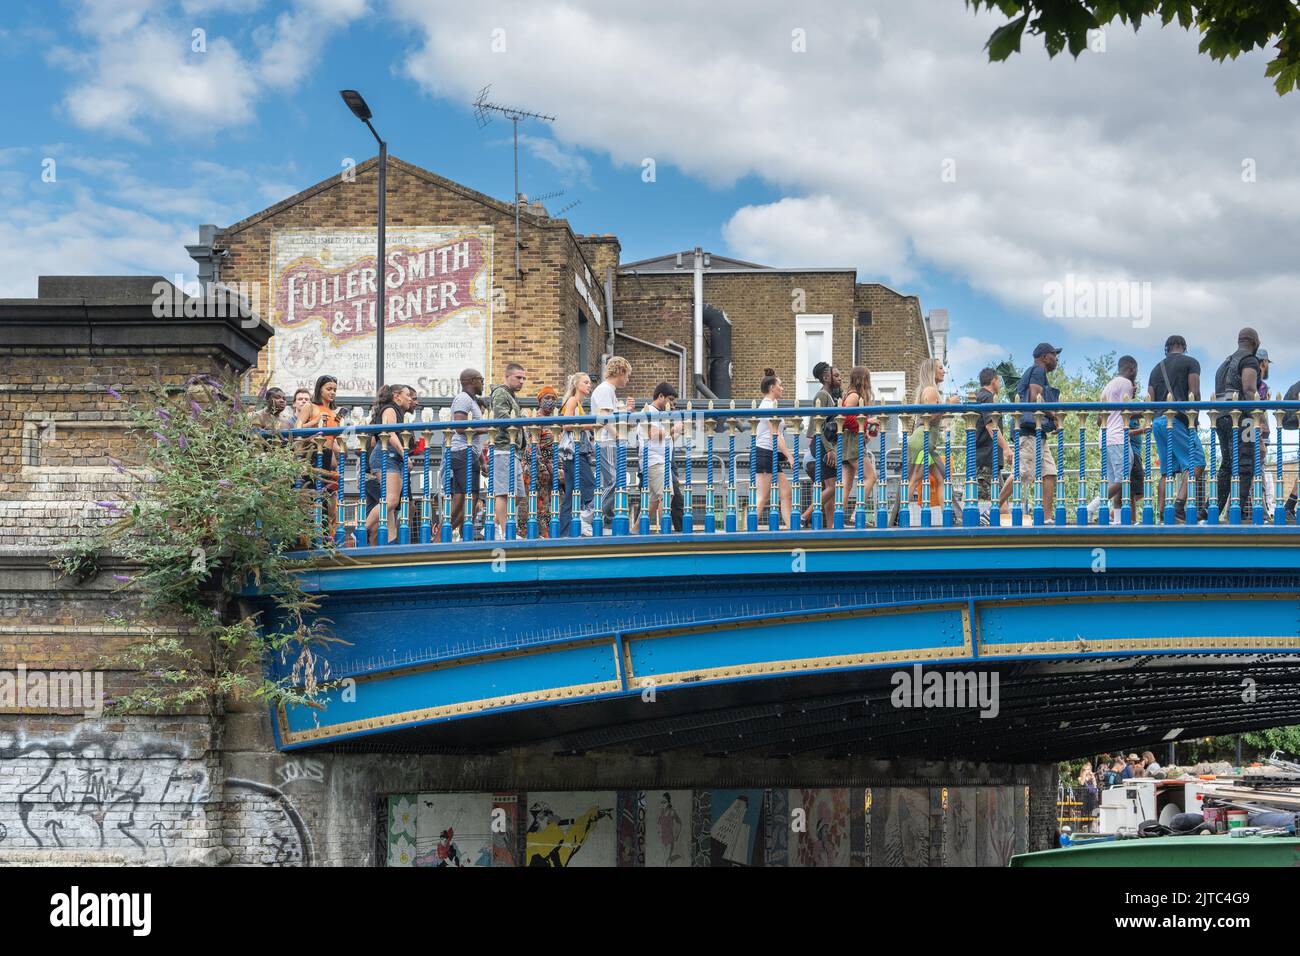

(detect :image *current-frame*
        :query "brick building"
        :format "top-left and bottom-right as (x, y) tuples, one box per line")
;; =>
(191, 156), (947, 405)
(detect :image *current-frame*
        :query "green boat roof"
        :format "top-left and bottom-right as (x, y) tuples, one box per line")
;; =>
(1010, 835), (1300, 868)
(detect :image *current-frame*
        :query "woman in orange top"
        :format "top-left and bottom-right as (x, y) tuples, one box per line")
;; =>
(297, 374), (341, 533)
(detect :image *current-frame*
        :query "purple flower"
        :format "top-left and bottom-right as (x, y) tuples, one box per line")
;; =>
(113, 574), (132, 582)
(153, 431), (169, 445)
(157, 408), (171, 421)
(94, 500), (121, 512)
(177, 434), (188, 449)
(217, 479), (231, 488)
(106, 387), (121, 400)
(189, 399), (202, 419)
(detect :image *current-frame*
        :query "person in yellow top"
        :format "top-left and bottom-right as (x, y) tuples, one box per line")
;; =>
(525, 801), (612, 867)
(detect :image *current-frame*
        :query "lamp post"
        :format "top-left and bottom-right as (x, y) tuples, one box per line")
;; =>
(340, 89), (386, 390)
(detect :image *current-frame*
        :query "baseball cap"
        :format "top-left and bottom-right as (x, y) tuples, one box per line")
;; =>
(1032, 343), (1063, 358)
(1257, 348), (1269, 361)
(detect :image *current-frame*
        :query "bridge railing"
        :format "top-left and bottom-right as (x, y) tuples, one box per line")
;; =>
(275, 398), (1300, 547)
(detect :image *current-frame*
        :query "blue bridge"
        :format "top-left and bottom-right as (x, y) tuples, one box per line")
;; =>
(262, 399), (1300, 761)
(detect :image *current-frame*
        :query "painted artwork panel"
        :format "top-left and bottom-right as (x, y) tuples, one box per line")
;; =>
(387, 793), (417, 867)
(790, 788), (851, 867)
(869, 787), (930, 867)
(944, 787), (977, 867)
(708, 789), (763, 867)
(524, 791), (618, 868)
(642, 790), (692, 868)
(268, 226), (493, 397)
(414, 792), (496, 867)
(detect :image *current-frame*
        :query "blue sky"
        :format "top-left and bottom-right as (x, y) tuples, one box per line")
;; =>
(3, 1), (1298, 390)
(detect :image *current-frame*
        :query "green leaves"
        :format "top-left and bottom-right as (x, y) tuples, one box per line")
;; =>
(974, 0), (1300, 93)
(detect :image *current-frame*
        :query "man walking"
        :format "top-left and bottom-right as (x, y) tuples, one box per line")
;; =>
(591, 356), (634, 529)
(1015, 343), (1062, 520)
(447, 368), (487, 538)
(640, 382), (680, 530)
(1213, 328), (1266, 516)
(974, 367), (1013, 522)
(1147, 335), (1206, 522)
(1101, 357), (1139, 512)
(490, 363), (527, 535)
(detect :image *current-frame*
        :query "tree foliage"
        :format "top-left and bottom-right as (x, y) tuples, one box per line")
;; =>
(967, 0), (1300, 95)
(52, 375), (340, 715)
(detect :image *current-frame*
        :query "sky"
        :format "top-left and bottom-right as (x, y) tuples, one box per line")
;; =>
(2, 0), (1298, 390)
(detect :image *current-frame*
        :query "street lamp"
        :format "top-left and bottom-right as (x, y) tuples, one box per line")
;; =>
(340, 89), (387, 390)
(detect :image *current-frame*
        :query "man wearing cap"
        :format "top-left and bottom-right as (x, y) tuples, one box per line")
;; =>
(1212, 328), (1266, 515)
(1147, 335), (1207, 522)
(1014, 343), (1062, 519)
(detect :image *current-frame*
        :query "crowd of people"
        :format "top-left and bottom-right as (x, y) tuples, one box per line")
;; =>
(252, 324), (1298, 542)
(1076, 752), (1165, 817)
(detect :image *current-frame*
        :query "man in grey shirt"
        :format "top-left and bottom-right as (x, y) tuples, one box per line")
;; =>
(447, 368), (488, 536)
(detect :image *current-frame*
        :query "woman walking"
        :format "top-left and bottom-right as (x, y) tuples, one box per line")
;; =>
(754, 369), (795, 528)
(908, 358), (951, 512)
(296, 375), (341, 534)
(840, 366), (880, 518)
(559, 372), (597, 536)
(363, 383), (418, 543)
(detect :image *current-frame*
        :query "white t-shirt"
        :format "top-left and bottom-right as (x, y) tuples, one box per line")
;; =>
(640, 402), (672, 466)
(1101, 376), (1134, 447)
(449, 390), (487, 453)
(756, 397), (780, 451)
(590, 380), (619, 443)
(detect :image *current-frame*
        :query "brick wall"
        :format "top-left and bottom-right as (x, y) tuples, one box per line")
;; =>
(215, 156), (606, 398)
(855, 283), (933, 400)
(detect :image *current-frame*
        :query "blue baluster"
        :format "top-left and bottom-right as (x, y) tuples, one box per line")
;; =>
(812, 413), (824, 531)
(705, 408), (716, 534)
(1141, 412), (1154, 527)
(550, 435), (561, 540)
(615, 415), (629, 537)
(398, 435), (411, 545)
(942, 423), (954, 528)
(662, 419), (674, 536)
(441, 436), (453, 543)
(313, 442), (324, 545)
(1120, 426), (1133, 526)
(505, 429), (518, 540)
(770, 412), (783, 532)
(1274, 424), (1285, 526)
(1229, 410), (1243, 525)
(420, 432), (432, 544)
(1098, 427), (1110, 526)
(834, 417), (846, 530)
(683, 403), (695, 533)
(1056, 426), (1067, 527)
(1032, 413), (1044, 527)
(336, 445), (348, 547)
(1075, 423), (1087, 527)
(484, 427), (496, 541)
(899, 417), (911, 528)
(876, 407), (888, 529)
(1207, 425), (1220, 526)
(920, 423), (931, 528)
(990, 416), (1001, 528)
(639, 420), (651, 536)
(1010, 422), (1022, 528)
(355, 445), (368, 548)
(377, 437), (389, 546)
(726, 411), (738, 533)
(791, 422), (802, 532)
(1162, 410), (1176, 526)
(963, 413), (978, 528)
(463, 444), (475, 542)
(1252, 410), (1264, 526)
(527, 428), (539, 540)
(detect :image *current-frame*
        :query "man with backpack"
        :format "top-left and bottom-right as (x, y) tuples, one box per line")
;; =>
(1015, 343), (1062, 520)
(1213, 328), (1267, 516)
(1147, 335), (1207, 523)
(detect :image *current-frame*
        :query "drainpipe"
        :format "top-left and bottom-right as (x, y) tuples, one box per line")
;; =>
(605, 265), (616, 359)
(692, 246), (704, 396)
(614, 332), (687, 398)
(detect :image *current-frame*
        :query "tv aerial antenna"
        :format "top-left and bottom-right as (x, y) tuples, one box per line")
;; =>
(472, 85), (556, 279)
(554, 199), (581, 217)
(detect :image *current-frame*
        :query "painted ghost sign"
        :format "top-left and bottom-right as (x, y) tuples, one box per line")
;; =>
(267, 227), (494, 397)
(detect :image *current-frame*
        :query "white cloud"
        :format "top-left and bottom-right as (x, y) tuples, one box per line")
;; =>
(390, 0), (1300, 373)
(52, 0), (366, 137)
(517, 134), (594, 189)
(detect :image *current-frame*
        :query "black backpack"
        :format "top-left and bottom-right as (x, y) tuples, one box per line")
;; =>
(1214, 348), (1252, 399)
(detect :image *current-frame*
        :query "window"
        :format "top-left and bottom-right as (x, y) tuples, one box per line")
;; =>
(872, 370), (907, 403)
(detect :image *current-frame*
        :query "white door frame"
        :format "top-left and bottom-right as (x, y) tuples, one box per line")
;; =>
(795, 314), (834, 401)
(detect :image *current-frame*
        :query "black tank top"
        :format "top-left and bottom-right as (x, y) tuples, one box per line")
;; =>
(367, 401), (403, 467)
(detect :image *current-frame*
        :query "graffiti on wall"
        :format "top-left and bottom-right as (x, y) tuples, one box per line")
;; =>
(0, 727), (314, 865)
